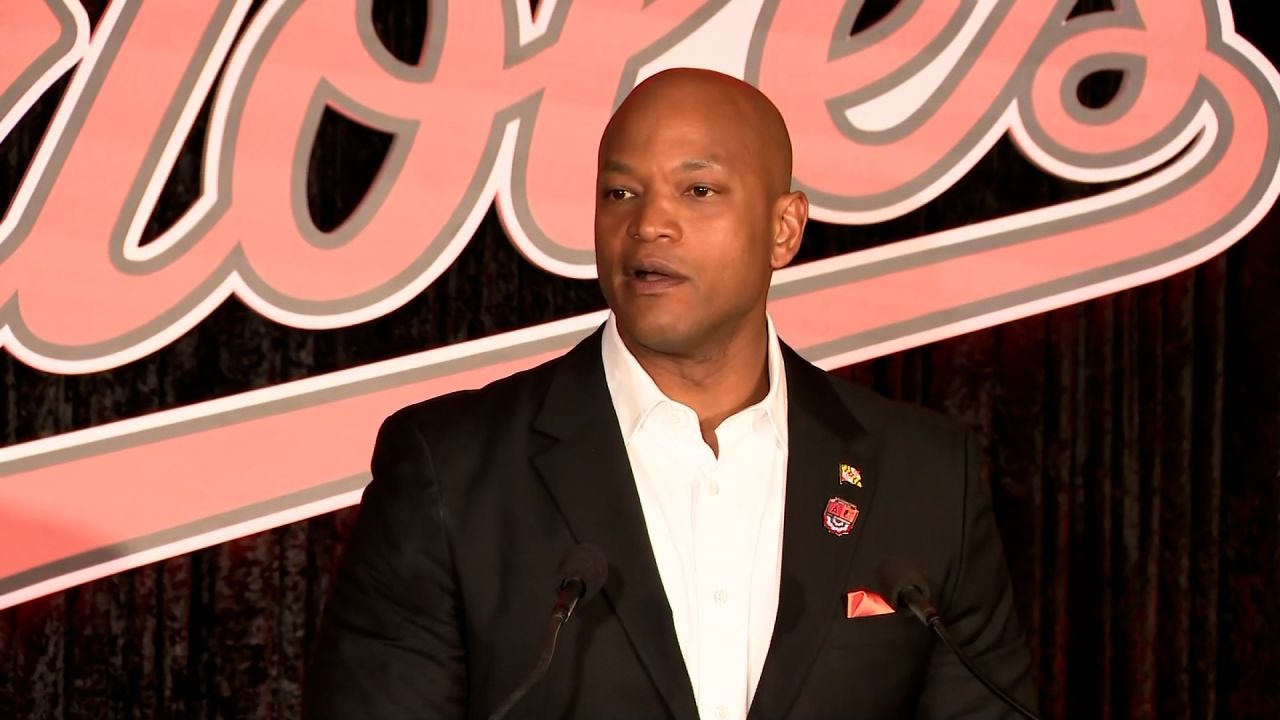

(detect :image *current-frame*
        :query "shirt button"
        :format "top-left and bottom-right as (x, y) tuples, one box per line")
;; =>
(714, 590), (728, 605)
(715, 705), (729, 720)
(707, 481), (721, 496)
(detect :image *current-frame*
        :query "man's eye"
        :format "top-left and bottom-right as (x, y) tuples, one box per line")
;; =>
(605, 188), (635, 201)
(689, 185), (716, 198)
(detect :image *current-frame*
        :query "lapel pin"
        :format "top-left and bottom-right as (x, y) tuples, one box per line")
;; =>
(839, 463), (863, 488)
(823, 497), (860, 536)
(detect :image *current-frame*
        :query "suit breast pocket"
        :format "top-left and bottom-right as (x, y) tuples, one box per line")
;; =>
(826, 612), (919, 648)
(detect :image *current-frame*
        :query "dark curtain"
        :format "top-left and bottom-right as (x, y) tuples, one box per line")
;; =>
(2, 1), (1277, 718)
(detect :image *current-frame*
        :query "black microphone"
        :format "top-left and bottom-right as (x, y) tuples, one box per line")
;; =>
(488, 544), (608, 720)
(878, 558), (1040, 720)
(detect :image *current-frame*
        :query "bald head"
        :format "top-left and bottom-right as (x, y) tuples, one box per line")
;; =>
(600, 68), (794, 197)
(592, 67), (808, 363)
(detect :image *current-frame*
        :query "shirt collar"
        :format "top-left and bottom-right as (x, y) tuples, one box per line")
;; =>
(600, 313), (789, 449)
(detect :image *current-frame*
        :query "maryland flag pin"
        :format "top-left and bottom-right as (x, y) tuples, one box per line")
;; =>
(839, 463), (863, 488)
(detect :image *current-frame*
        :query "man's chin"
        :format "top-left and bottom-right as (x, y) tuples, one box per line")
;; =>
(617, 318), (700, 358)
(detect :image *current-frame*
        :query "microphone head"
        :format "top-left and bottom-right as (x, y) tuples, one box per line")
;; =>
(558, 544), (608, 602)
(876, 556), (931, 610)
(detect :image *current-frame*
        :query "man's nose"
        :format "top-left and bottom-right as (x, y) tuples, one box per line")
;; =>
(626, 195), (680, 243)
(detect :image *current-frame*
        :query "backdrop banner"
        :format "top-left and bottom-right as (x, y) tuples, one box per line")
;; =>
(2, 0), (1276, 613)
(2, 2), (1279, 718)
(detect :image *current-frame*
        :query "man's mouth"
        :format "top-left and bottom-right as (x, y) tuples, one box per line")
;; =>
(629, 259), (681, 279)
(626, 260), (684, 291)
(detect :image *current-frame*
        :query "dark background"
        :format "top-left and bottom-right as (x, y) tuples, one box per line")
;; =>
(2, 1), (1277, 717)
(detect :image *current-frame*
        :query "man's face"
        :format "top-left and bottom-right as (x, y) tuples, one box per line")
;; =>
(594, 96), (782, 357)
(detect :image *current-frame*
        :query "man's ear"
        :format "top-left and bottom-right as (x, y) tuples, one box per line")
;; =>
(771, 191), (808, 269)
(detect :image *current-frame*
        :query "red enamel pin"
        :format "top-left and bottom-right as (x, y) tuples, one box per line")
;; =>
(823, 497), (860, 536)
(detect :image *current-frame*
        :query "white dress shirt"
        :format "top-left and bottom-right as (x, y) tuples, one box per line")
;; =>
(601, 314), (789, 720)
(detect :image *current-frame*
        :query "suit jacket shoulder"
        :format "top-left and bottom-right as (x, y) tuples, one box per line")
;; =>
(823, 367), (970, 445)
(384, 348), (562, 441)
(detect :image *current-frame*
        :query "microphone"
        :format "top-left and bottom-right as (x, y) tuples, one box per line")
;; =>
(878, 558), (1040, 720)
(488, 544), (608, 720)
(551, 544), (609, 623)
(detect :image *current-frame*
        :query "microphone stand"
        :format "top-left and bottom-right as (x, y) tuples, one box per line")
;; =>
(926, 616), (1040, 720)
(487, 576), (589, 720)
(486, 613), (568, 720)
(899, 584), (1040, 720)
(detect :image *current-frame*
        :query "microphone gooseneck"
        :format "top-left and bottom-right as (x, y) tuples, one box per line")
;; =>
(488, 544), (608, 720)
(878, 558), (1041, 720)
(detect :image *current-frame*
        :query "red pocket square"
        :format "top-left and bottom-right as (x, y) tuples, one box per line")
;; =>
(846, 590), (895, 618)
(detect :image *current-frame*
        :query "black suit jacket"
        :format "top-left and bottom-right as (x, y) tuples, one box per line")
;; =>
(306, 330), (1034, 719)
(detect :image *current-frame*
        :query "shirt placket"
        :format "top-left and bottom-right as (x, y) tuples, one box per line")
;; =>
(694, 418), (751, 720)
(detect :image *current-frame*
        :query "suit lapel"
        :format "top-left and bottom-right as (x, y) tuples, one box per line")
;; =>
(749, 346), (884, 720)
(530, 331), (700, 720)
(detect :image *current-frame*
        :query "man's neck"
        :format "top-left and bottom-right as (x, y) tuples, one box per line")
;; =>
(621, 322), (771, 454)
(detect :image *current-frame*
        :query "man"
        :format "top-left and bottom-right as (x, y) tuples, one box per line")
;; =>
(306, 68), (1034, 719)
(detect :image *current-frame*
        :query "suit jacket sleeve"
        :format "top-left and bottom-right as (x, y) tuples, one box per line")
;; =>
(305, 412), (467, 719)
(915, 430), (1036, 719)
